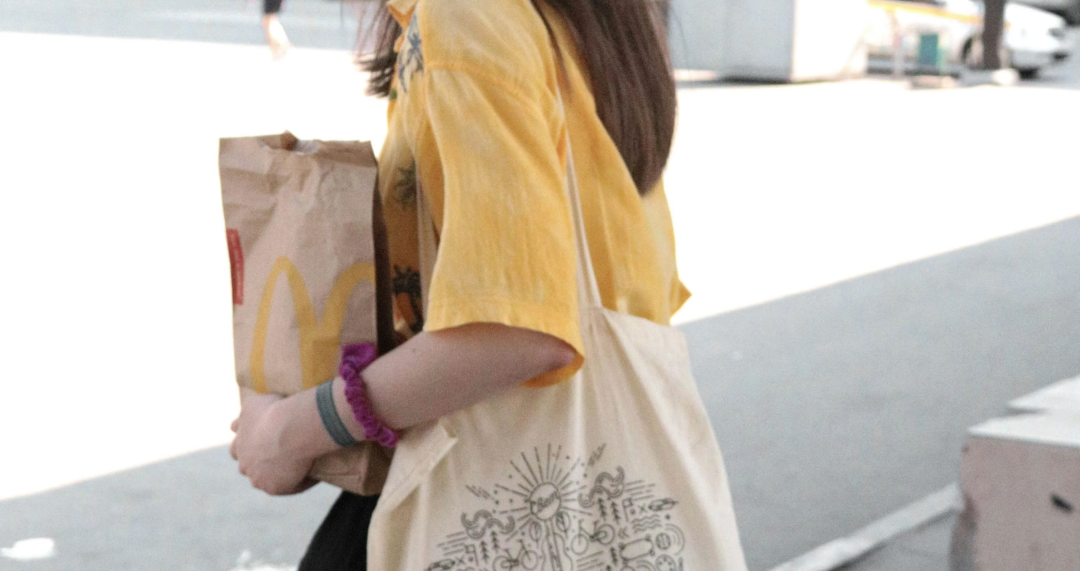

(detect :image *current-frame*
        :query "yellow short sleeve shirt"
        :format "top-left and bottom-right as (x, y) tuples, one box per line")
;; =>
(379, 0), (690, 385)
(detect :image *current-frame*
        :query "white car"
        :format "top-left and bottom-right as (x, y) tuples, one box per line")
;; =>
(866, 0), (1072, 78)
(1012, 0), (1080, 25)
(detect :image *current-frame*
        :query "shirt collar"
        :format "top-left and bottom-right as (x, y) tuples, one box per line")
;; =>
(387, 0), (418, 27)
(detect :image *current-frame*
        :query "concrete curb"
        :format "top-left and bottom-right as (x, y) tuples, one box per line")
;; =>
(959, 68), (1021, 87)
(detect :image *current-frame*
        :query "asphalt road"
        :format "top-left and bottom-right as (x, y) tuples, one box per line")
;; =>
(2, 4), (1079, 571)
(689, 217), (1080, 569)
(2, 218), (1076, 571)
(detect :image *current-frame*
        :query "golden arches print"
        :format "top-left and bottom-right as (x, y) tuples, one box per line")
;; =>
(249, 257), (376, 393)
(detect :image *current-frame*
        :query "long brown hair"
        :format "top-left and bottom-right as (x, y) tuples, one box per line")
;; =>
(360, 0), (676, 196)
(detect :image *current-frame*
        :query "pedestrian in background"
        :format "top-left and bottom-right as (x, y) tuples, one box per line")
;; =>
(262, 0), (290, 58)
(229, 0), (747, 568)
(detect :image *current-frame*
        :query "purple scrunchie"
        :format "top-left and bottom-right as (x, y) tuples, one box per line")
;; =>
(339, 343), (399, 448)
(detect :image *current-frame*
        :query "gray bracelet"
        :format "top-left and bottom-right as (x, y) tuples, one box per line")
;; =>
(316, 379), (358, 448)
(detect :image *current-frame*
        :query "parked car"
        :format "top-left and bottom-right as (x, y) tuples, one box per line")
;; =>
(866, 0), (1071, 78)
(1011, 0), (1080, 25)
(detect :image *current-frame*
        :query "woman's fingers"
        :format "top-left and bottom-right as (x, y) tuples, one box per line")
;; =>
(291, 477), (319, 495)
(228, 418), (240, 463)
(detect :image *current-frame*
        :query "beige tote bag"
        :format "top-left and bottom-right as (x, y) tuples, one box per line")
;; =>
(367, 113), (748, 571)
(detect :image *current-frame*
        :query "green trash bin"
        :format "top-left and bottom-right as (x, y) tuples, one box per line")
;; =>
(916, 33), (948, 75)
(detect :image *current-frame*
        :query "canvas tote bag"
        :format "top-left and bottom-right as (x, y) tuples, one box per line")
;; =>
(366, 112), (748, 571)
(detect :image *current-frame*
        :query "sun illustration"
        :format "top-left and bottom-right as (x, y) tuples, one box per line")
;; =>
(427, 444), (686, 571)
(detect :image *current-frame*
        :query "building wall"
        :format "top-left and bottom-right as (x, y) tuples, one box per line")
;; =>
(723, 0), (797, 81)
(669, 0), (727, 72)
(670, 0), (869, 82)
(791, 0), (869, 81)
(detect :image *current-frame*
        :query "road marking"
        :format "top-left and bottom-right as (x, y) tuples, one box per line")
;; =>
(228, 549), (297, 571)
(0, 538), (56, 561)
(767, 484), (961, 571)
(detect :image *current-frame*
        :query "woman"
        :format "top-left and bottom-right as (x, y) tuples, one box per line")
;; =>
(231, 0), (742, 568)
(261, 0), (290, 58)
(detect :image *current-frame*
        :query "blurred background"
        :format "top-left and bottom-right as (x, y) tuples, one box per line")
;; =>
(0, 0), (1078, 570)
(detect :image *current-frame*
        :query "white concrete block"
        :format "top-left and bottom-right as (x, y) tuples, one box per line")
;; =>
(1009, 376), (1080, 415)
(952, 412), (1080, 571)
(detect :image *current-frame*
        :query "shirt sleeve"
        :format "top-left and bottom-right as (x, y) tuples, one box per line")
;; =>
(414, 67), (583, 386)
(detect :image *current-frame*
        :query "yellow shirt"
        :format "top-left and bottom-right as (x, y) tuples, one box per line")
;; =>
(378, 0), (690, 385)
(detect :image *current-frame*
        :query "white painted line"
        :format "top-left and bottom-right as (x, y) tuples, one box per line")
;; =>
(767, 484), (961, 571)
(0, 538), (56, 561)
(228, 550), (297, 571)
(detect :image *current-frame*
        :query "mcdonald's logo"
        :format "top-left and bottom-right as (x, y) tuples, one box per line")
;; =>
(251, 257), (377, 393)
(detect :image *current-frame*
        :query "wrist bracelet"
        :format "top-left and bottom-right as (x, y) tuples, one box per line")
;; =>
(339, 343), (400, 449)
(316, 379), (358, 448)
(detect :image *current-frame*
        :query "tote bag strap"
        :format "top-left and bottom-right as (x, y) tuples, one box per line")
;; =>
(413, 88), (604, 320)
(557, 89), (605, 313)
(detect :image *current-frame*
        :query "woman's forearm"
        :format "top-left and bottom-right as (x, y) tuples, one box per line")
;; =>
(276, 323), (576, 462)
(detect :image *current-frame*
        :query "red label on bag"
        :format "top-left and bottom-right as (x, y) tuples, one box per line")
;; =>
(226, 229), (244, 305)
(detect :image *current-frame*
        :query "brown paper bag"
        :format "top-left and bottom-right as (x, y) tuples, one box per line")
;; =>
(219, 132), (395, 495)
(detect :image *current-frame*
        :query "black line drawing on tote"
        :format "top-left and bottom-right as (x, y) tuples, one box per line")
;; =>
(426, 560), (454, 571)
(468, 485), (494, 501)
(655, 554), (683, 571)
(492, 541), (541, 571)
(457, 544), (479, 569)
(648, 498), (678, 512)
(578, 468), (625, 508)
(630, 516), (662, 533)
(569, 520), (616, 555)
(462, 510), (515, 540)
(628, 560), (660, 571)
(654, 524), (686, 555)
(587, 444), (605, 467)
(427, 444), (687, 571)
(620, 536), (654, 560)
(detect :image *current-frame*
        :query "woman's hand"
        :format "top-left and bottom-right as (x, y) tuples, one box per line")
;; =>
(225, 323), (574, 497)
(230, 393), (318, 496)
